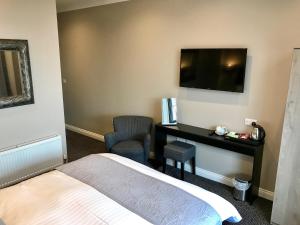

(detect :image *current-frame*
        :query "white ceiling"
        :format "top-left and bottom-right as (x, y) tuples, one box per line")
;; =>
(56, 0), (129, 13)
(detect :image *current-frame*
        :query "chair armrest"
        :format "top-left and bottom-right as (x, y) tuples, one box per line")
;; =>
(104, 132), (120, 152)
(143, 133), (151, 161)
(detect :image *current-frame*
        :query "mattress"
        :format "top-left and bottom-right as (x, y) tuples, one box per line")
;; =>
(0, 153), (242, 225)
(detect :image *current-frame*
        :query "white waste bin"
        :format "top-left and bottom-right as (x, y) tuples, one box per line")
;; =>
(233, 174), (251, 201)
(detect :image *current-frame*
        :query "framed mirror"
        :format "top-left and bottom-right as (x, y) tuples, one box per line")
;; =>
(0, 39), (34, 109)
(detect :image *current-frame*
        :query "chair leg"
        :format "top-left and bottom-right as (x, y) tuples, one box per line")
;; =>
(191, 157), (196, 175)
(181, 162), (185, 180)
(163, 157), (166, 173)
(174, 160), (177, 169)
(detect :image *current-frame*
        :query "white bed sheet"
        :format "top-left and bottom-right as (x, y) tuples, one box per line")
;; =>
(0, 170), (152, 225)
(0, 153), (241, 224)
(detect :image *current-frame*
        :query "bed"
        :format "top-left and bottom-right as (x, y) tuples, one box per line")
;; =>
(0, 153), (241, 225)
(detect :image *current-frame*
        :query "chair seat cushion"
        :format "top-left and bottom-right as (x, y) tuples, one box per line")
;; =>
(111, 140), (144, 161)
(164, 141), (195, 162)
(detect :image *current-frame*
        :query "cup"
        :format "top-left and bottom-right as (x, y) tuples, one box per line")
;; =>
(215, 126), (228, 136)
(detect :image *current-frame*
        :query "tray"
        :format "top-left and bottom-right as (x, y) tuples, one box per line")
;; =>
(224, 135), (263, 146)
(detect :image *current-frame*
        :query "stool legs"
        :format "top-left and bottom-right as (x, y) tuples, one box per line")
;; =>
(162, 157), (166, 173)
(191, 157), (196, 175)
(181, 162), (185, 180)
(162, 157), (195, 179)
(163, 158), (196, 180)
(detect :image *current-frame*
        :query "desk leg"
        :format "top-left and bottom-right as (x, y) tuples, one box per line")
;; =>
(154, 129), (167, 168)
(250, 146), (264, 204)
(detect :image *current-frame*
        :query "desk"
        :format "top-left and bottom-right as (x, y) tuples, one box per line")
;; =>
(155, 123), (264, 203)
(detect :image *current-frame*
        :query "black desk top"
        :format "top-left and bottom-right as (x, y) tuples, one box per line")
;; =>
(156, 123), (264, 156)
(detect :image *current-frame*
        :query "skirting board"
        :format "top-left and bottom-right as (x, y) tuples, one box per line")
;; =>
(166, 159), (274, 201)
(65, 124), (273, 201)
(65, 124), (104, 142)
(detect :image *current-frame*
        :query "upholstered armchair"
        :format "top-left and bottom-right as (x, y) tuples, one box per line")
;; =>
(104, 116), (153, 164)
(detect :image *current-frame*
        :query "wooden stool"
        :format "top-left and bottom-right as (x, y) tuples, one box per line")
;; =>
(163, 141), (196, 180)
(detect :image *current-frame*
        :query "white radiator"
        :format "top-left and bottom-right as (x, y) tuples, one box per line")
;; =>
(0, 135), (64, 189)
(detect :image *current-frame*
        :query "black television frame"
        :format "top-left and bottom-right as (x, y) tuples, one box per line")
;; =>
(179, 48), (247, 93)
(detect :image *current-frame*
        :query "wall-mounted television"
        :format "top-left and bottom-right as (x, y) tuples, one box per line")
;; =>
(180, 48), (247, 93)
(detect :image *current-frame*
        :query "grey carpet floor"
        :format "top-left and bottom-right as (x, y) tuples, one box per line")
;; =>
(66, 130), (272, 225)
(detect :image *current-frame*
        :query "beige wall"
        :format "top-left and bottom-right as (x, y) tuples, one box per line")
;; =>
(58, 0), (300, 192)
(0, 0), (66, 154)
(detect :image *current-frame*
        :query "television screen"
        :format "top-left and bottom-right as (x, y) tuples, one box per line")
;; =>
(180, 48), (247, 93)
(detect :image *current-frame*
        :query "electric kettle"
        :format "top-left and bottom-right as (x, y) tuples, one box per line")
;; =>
(251, 122), (266, 141)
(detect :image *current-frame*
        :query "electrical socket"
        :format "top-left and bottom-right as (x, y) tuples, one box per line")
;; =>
(245, 118), (257, 126)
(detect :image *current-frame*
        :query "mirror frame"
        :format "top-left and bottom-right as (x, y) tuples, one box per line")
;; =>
(0, 39), (34, 109)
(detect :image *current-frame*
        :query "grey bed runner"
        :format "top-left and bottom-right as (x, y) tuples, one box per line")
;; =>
(57, 154), (222, 225)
